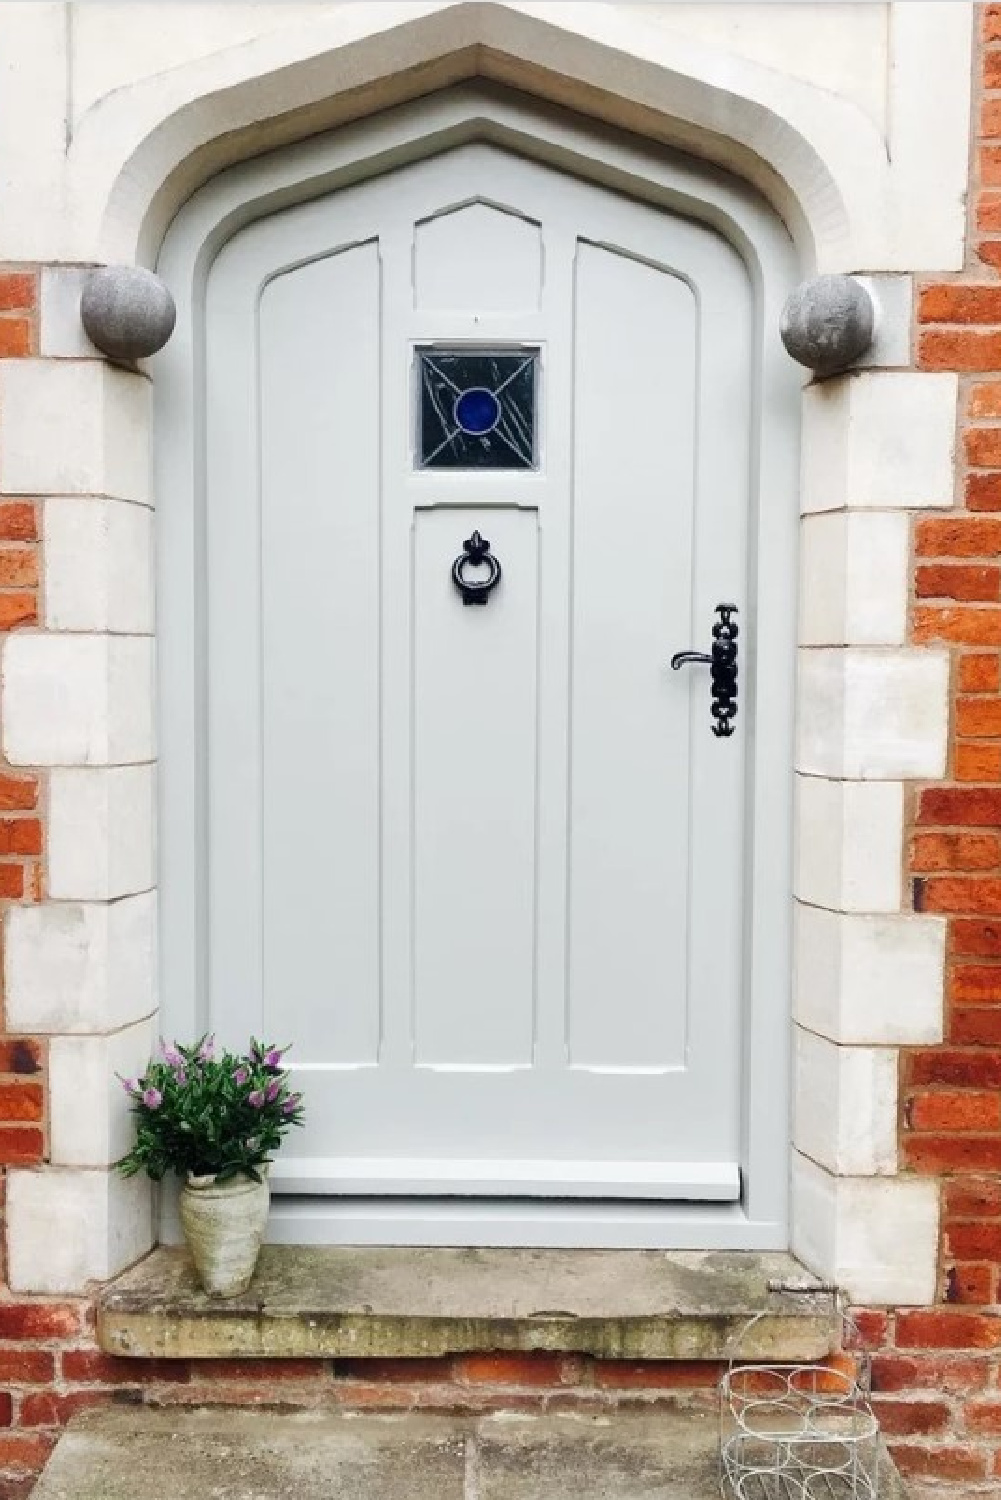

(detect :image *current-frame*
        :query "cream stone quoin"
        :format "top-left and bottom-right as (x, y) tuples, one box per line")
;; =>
(0, 2), (970, 1302)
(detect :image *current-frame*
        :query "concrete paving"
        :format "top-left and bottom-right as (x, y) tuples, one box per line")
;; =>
(98, 1246), (835, 1361)
(30, 1406), (908, 1500)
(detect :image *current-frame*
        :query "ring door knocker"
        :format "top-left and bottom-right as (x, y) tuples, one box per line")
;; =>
(452, 530), (502, 606)
(670, 604), (739, 737)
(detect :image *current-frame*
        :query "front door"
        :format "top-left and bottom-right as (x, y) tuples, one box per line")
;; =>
(199, 143), (752, 1211)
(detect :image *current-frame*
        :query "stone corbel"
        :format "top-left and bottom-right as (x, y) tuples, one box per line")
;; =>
(780, 274), (875, 378)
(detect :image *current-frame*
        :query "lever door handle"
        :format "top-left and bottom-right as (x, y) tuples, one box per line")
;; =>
(670, 604), (739, 738)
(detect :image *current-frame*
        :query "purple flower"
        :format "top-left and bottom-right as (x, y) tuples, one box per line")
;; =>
(248, 1089), (265, 1109)
(197, 1035), (215, 1062)
(160, 1041), (184, 1068)
(142, 1087), (163, 1110)
(281, 1092), (302, 1117)
(263, 1046), (285, 1069)
(120, 1076), (140, 1096)
(233, 1066), (249, 1086)
(265, 1078), (281, 1103)
(174, 1069), (187, 1087)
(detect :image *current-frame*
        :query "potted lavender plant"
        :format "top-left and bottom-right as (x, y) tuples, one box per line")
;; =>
(116, 1037), (304, 1297)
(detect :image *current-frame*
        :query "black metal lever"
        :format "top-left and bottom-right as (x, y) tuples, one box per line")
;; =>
(670, 604), (739, 737)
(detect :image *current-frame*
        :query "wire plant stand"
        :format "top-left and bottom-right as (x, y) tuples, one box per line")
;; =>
(719, 1296), (880, 1500)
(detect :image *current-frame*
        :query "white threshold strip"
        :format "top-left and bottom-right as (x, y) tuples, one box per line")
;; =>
(270, 1158), (742, 1201)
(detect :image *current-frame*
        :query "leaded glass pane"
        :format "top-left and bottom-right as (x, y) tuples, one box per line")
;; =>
(417, 348), (538, 470)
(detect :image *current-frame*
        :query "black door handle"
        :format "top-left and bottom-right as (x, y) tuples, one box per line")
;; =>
(670, 604), (739, 738)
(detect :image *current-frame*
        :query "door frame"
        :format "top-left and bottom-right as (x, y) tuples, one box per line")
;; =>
(154, 83), (802, 1250)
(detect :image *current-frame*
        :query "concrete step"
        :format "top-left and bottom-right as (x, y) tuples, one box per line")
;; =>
(29, 1406), (909, 1500)
(98, 1246), (836, 1361)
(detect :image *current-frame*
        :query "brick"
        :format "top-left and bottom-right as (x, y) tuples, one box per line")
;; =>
(959, 697), (1001, 735)
(945, 1263), (995, 1304)
(950, 1006), (1001, 1044)
(918, 788), (1001, 825)
(592, 1360), (721, 1390)
(904, 1134), (1001, 1172)
(890, 1445), (988, 1483)
(0, 1040), (42, 1075)
(871, 1398), (950, 1437)
(0, 775), (37, 812)
(0, 1435), (55, 1474)
(966, 473), (1001, 510)
(917, 877), (1001, 913)
(977, 239), (1001, 272)
(954, 920), (1001, 957)
(968, 429), (1001, 468)
(0, 275), (35, 313)
(0, 321), (31, 358)
(957, 743), (1001, 781)
(0, 596), (36, 631)
(0, 864), (27, 900)
(944, 1177), (1001, 1216)
(965, 1398), (1001, 1435)
(916, 518), (1001, 558)
(915, 608), (1001, 647)
(916, 565), (1000, 602)
(983, 148), (1001, 189)
(969, 377), (1001, 415)
(0, 505), (36, 542)
(844, 1309), (889, 1348)
(946, 1223), (1001, 1259)
(453, 1353), (572, 1387)
(0, 820), (41, 857)
(0, 1128), (42, 1165)
(912, 834), (1001, 872)
(897, 1310), (1001, 1349)
(0, 1084), (42, 1123)
(0, 1351), (54, 1385)
(187, 1358), (326, 1382)
(333, 1358), (450, 1385)
(920, 284), (1001, 323)
(980, 194), (1001, 233)
(907, 1049), (1001, 1088)
(919, 327), (1001, 370)
(0, 1303), (82, 1340)
(18, 1391), (115, 1428)
(0, 551), (37, 589)
(950, 965), (1001, 1001)
(871, 1352), (989, 1394)
(60, 1351), (190, 1385)
(907, 1090), (1001, 1131)
(959, 655), (1001, 692)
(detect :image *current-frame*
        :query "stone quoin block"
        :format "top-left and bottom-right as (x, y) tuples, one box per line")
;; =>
(43, 496), (154, 633)
(799, 511), (909, 646)
(6, 1168), (152, 1294)
(793, 1027), (898, 1176)
(47, 764), (155, 901)
(796, 647), (950, 779)
(791, 1153), (940, 1305)
(794, 776), (904, 913)
(48, 1017), (155, 1168)
(4, 891), (156, 1034)
(794, 905), (946, 1045)
(2, 633), (154, 766)
(0, 359), (150, 502)
(801, 371), (957, 512)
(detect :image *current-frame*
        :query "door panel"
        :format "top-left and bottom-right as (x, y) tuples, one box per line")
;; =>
(201, 145), (753, 1204)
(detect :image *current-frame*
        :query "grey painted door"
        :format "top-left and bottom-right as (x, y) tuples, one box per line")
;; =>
(201, 144), (752, 1202)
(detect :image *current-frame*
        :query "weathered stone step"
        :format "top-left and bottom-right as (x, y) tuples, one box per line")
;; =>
(99, 1247), (836, 1361)
(29, 1407), (909, 1500)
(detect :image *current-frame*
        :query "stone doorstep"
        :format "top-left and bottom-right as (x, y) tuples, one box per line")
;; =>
(29, 1407), (910, 1500)
(98, 1247), (838, 1362)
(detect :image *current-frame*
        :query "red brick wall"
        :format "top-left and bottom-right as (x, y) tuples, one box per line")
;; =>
(3, 14), (1001, 1499)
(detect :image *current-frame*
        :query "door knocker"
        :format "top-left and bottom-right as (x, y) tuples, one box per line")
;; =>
(452, 530), (502, 606)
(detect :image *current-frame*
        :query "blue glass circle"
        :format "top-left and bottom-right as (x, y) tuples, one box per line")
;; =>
(454, 387), (501, 436)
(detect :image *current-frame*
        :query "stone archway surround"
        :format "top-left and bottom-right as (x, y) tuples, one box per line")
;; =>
(0, 0), (972, 1304)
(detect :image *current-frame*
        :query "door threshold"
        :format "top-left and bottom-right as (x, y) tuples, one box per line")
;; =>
(98, 1246), (835, 1362)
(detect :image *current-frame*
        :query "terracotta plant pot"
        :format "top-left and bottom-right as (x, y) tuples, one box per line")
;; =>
(178, 1169), (270, 1297)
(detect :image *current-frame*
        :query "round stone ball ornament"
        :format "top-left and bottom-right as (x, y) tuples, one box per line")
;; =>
(780, 273), (875, 378)
(81, 265), (176, 363)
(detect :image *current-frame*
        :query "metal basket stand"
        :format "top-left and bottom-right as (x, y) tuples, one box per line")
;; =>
(718, 1293), (881, 1500)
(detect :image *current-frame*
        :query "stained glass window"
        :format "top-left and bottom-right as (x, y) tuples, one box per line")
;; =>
(417, 348), (539, 470)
